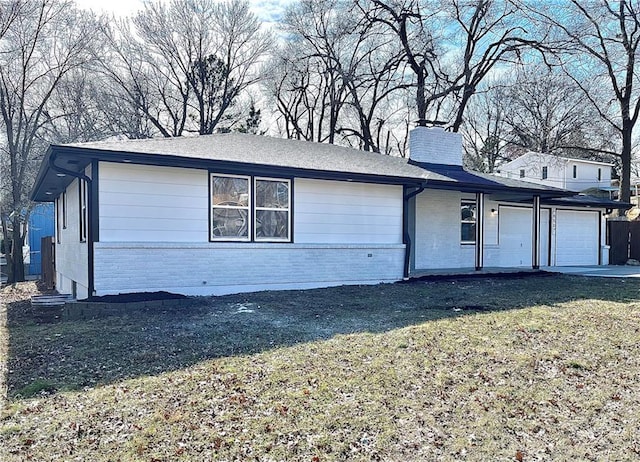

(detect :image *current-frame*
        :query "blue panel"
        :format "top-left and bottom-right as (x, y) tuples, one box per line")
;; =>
(28, 203), (55, 275)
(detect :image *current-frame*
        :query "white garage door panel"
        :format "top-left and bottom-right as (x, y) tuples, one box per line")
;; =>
(556, 210), (599, 266)
(499, 207), (549, 267)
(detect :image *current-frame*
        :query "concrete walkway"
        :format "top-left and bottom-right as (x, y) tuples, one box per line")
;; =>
(542, 265), (640, 278)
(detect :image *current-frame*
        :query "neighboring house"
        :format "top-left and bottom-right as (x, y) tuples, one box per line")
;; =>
(0, 204), (54, 279)
(611, 176), (640, 206)
(27, 203), (55, 276)
(30, 127), (622, 299)
(497, 151), (613, 193)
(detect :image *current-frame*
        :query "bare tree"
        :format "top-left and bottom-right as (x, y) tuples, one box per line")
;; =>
(358, 0), (541, 131)
(502, 65), (610, 157)
(0, 0), (99, 282)
(268, 0), (409, 153)
(357, 0), (443, 123)
(102, 0), (272, 138)
(271, 0), (350, 144)
(0, 0), (21, 39)
(524, 0), (640, 203)
(462, 66), (615, 172)
(461, 82), (510, 172)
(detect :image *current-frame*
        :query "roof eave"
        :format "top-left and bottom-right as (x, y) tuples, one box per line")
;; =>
(422, 179), (573, 198)
(31, 145), (426, 202)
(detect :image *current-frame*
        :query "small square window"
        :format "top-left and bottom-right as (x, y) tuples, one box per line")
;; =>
(519, 169), (525, 178)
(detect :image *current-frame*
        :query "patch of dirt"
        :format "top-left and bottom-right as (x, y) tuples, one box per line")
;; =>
(0, 280), (54, 304)
(404, 270), (556, 283)
(85, 291), (188, 303)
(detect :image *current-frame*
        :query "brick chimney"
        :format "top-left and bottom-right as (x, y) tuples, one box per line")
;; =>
(409, 125), (463, 166)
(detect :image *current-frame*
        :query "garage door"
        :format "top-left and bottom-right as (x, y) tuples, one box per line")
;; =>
(499, 207), (549, 267)
(555, 210), (599, 266)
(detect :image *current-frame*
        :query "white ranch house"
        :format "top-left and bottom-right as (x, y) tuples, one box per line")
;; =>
(31, 127), (620, 299)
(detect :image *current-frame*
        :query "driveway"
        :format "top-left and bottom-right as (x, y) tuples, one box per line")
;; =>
(543, 265), (640, 278)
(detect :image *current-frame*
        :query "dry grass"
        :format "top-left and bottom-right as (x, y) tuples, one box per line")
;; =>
(1, 275), (640, 461)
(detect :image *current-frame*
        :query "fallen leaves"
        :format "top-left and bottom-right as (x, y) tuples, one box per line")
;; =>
(2, 277), (640, 460)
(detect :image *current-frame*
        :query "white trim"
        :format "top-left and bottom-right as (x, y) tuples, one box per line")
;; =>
(461, 199), (476, 244)
(254, 176), (291, 242)
(210, 173), (251, 241)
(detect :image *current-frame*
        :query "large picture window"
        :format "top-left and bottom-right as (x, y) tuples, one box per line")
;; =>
(461, 200), (476, 244)
(210, 174), (291, 242)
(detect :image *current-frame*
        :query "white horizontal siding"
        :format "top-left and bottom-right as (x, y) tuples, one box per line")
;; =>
(94, 242), (405, 296)
(99, 162), (209, 242)
(55, 171), (89, 299)
(294, 179), (403, 244)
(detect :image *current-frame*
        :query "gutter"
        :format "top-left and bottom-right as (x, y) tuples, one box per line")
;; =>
(403, 183), (426, 279)
(48, 150), (95, 297)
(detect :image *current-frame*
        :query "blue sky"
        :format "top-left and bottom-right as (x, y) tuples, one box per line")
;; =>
(75, 0), (295, 24)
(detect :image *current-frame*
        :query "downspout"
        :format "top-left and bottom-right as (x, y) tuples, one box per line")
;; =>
(403, 183), (426, 279)
(49, 151), (95, 297)
(475, 192), (485, 271)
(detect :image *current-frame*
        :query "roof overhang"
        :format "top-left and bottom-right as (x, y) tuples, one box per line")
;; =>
(543, 195), (632, 209)
(31, 145), (426, 202)
(410, 161), (575, 200)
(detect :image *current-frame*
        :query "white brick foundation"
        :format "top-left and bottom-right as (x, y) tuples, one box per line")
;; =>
(94, 242), (405, 296)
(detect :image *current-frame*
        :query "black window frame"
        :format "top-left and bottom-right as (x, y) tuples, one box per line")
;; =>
(461, 199), (477, 245)
(56, 196), (61, 244)
(79, 179), (88, 242)
(542, 166), (548, 180)
(62, 190), (67, 229)
(573, 165), (577, 179)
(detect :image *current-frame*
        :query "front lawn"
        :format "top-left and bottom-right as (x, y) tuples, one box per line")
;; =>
(1, 275), (640, 460)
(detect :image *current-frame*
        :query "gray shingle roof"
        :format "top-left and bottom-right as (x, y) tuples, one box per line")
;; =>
(32, 132), (577, 201)
(65, 132), (439, 182)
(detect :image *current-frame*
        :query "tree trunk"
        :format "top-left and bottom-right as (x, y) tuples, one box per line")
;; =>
(9, 216), (26, 283)
(620, 121), (633, 204)
(451, 86), (475, 132)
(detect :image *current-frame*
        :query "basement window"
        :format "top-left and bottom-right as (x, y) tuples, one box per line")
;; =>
(461, 200), (476, 244)
(210, 174), (291, 242)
